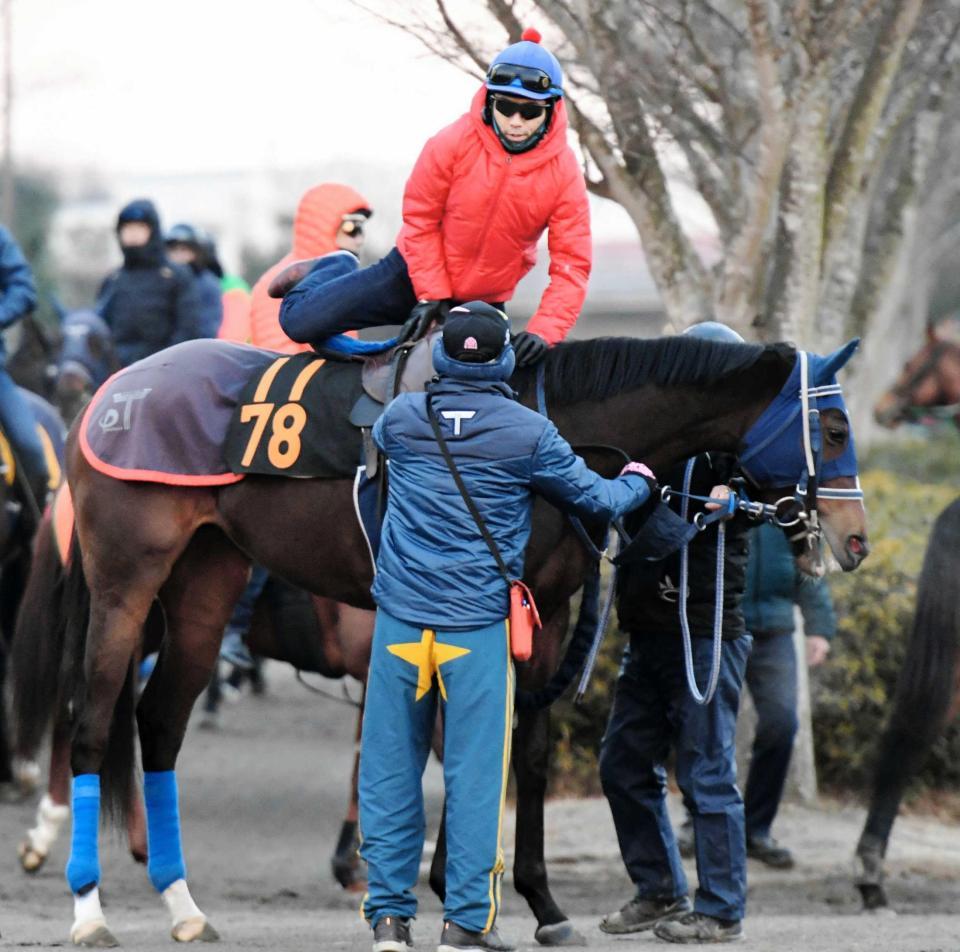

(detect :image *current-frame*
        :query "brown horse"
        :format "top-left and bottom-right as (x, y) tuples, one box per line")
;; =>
(854, 496), (960, 909)
(45, 335), (868, 946)
(874, 326), (960, 428)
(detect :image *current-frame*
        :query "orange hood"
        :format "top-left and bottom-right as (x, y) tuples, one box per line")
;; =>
(292, 183), (372, 259)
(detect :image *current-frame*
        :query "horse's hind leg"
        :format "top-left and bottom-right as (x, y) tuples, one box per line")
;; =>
(332, 691), (367, 892)
(136, 527), (248, 943)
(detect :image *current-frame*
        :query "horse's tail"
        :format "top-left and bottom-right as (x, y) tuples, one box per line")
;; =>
(11, 509), (68, 758)
(858, 497), (960, 856)
(57, 534), (135, 827)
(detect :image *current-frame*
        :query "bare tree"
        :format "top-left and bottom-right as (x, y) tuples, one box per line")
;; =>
(378, 0), (960, 370)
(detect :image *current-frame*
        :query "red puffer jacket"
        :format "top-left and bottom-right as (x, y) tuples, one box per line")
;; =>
(396, 88), (591, 344)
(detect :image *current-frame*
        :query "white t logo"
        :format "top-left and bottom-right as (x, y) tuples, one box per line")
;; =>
(440, 410), (476, 436)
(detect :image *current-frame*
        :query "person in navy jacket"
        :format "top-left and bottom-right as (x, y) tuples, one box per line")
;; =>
(0, 224), (50, 514)
(360, 302), (654, 952)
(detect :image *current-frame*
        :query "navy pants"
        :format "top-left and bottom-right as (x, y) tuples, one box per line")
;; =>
(225, 564), (270, 636)
(743, 632), (799, 839)
(279, 247), (418, 343)
(599, 631), (751, 922)
(0, 369), (48, 503)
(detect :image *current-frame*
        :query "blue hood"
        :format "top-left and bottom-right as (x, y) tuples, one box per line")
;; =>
(739, 342), (860, 488)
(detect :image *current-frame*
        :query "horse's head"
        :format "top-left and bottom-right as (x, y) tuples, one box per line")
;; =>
(54, 310), (118, 424)
(740, 340), (868, 575)
(874, 326), (960, 428)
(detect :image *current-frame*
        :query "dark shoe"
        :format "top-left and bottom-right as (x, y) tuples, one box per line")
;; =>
(654, 912), (743, 943)
(746, 834), (795, 869)
(373, 915), (412, 952)
(677, 818), (695, 859)
(438, 920), (500, 952)
(219, 629), (254, 671)
(599, 895), (693, 934)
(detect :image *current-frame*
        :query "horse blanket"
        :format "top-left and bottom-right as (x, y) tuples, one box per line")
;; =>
(80, 340), (366, 485)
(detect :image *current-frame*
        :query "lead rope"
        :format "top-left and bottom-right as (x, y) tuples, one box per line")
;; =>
(677, 457), (726, 706)
(574, 531), (620, 702)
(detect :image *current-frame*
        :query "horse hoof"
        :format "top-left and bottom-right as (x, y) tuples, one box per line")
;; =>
(171, 917), (220, 942)
(534, 921), (586, 946)
(71, 922), (119, 947)
(17, 840), (47, 873)
(857, 883), (890, 912)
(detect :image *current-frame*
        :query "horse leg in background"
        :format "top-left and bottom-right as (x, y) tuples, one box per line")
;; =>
(332, 686), (367, 892)
(18, 718), (71, 873)
(510, 599), (585, 948)
(134, 526), (249, 943)
(854, 498), (960, 910)
(0, 552), (30, 797)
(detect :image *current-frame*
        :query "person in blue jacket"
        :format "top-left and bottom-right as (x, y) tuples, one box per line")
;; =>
(740, 521), (835, 868)
(0, 225), (49, 515)
(164, 222), (224, 338)
(96, 199), (205, 366)
(360, 302), (655, 952)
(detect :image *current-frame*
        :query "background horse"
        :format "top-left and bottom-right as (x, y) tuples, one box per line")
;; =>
(874, 326), (960, 428)
(854, 496), (960, 909)
(36, 336), (868, 946)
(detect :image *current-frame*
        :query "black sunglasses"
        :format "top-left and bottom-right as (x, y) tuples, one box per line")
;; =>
(487, 63), (552, 94)
(492, 97), (547, 121)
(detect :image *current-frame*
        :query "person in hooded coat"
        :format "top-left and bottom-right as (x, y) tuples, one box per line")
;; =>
(279, 29), (590, 367)
(248, 182), (371, 354)
(164, 222), (224, 338)
(95, 199), (205, 367)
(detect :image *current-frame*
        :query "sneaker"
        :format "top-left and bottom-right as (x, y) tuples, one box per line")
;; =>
(373, 915), (412, 952)
(654, 911), (743, 944)
(219, 629), (254, 671)
(677, 818), (695, 859)
(438, 920), (499, 952)
(746, 834), (795, 869)
(599, 895), (692, 934)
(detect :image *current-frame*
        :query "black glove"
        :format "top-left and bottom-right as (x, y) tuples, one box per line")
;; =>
(398, 299), (451, 344)
(511, 331), (548, 367)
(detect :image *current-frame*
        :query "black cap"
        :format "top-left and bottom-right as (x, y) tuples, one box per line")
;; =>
(441, 302), (511, 363)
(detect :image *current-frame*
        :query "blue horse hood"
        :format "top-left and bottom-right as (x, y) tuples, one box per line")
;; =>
(739, 340), (859, 488)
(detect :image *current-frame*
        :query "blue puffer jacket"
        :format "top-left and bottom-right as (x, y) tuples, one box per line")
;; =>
(372, 351), (651, 630)
(742, 522), (836, 639)
(0, 225), (37, 363)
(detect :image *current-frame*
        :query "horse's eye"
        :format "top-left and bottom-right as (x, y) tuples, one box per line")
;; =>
(827, 428), (845, 442)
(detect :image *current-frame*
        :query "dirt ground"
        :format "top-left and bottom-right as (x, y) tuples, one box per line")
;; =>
(2, 665), (960, 951)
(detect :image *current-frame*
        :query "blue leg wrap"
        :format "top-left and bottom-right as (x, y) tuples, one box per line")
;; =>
(144, 770), (187, 893)
(66, 774), (101, 895)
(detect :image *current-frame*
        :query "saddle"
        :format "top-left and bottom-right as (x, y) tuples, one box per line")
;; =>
(350, 331), (441, 477)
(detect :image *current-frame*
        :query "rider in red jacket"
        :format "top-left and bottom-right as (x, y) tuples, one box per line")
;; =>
(279, 29), (591, 366)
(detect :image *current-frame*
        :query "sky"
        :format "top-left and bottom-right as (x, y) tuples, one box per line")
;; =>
(8, 0), (711, 244)
(13, 0), (484, 174)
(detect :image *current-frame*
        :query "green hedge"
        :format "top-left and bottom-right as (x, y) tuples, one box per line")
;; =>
(813, 469), (960, 792)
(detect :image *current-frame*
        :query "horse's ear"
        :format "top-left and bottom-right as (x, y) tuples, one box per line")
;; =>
(814, 338), (860, 383)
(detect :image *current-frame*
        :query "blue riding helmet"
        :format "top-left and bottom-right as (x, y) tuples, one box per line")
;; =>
(486, 28), (563, 100)
(682, 321), (745, 344)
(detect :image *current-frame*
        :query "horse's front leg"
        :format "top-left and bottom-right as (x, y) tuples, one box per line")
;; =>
(332, 691), (366, 892)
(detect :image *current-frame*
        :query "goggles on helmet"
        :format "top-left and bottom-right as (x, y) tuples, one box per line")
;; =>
(486, 63), (554, 95)
(492, 96), (548, 121)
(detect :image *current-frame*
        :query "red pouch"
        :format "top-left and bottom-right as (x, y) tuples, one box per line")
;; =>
(509, 580), (542, 662)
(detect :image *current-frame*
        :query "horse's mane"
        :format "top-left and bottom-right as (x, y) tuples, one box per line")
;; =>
(515, 336), (785, 407)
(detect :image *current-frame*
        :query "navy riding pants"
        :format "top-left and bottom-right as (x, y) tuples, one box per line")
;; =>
(599, 631), (751, 922)
(279, 247), (418, 343)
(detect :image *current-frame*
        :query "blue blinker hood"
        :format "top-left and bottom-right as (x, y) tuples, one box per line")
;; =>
(739, 340), (860, 488)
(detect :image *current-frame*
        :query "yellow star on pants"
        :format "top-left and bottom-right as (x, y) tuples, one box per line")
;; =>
(387, 629), (471, 701)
